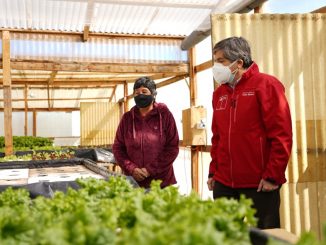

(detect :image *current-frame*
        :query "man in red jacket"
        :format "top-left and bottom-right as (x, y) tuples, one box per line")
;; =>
(207, 37), (292, 229)
(113, 77), (179, 188)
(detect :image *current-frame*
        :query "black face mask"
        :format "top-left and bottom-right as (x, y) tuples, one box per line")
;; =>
(134, 94), (154, 108)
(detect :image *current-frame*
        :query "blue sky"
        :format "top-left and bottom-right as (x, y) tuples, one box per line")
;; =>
(266, 0), (326, 13)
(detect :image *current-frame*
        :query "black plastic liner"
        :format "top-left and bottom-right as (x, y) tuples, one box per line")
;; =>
(72, 148), (116, 163)
(0, 158), (138, 198)
(0, 180), (81, 198)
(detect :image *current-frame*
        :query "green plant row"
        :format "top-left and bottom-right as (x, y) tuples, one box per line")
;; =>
(0, 177), (258, 245)
(0, 136), (53, 150)
(0, 150), (75, 162)
(0, 177), (324, 245)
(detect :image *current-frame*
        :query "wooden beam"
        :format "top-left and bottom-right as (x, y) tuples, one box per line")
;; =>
(24, 84), (28, 136)
(2, 60), (189, 74)
(0, 28), (185, 41)
(1, 85), (116, 89)
(189, 47), (199, 193)
(189, 47), (197, 107)
(1, 80), (126, 86)
(83, 25), (90, 42)
(184, 77), (190, 89)
(191, 146), (199, 193)
(7, 78), (130, 83)
(32, 110), (37, 136)
(2, 31), (11, 87)
(3, 87), (13, 155)
(109, 85), (117, 102)
(0, 108), (80, 112)
(0, 96), (112, 102)
(47, 71), (57, 108)
(119, 74), (188, 102)
(123, 81), (128, 113)
(83, 0), (94, 42)
(195, 60), (212, 73)
(9, 71), (176, 78)
(312, 6), (326, 13)
(2, 30), (13, 156)
(4, 73), (185, 84)
(47, 84), (51, 109)
(48, 71), (57, 84)
(156, 75), (187, 88)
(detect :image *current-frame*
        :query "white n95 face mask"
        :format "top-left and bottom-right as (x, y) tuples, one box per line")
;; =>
(212, 60), (238, 85)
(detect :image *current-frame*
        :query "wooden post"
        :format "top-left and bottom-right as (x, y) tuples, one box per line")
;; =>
(189, 47), (197, 107)
(48, 71), (57, 109)
(47, 84), (51, 109)
(123, 81), (128, 113)
(2, 30), (13, 156)
(191, 146), (199, 192)
(33, 110), (37, 136)
(24, 84), (28, 136)
(188, 47), (199, 193)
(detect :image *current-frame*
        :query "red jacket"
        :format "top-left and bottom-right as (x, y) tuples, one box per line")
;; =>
(209, 63), (292, 188)
(113, 103), (179, 188)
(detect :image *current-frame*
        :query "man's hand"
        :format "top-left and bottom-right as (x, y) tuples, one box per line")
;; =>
(257, 179), (279, 192)
(132, 168), (150, 182)
(207, 177), (215, 191)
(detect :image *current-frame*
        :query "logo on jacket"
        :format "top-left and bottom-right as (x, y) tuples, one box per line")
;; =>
(242, 91), (255, 96)
(216, 95), (228, 110)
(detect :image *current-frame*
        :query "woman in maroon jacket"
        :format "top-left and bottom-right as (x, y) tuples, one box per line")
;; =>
(113, 77), (179, 188)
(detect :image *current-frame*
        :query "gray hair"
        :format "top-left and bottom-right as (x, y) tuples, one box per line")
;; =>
(213, 37), (253, 68)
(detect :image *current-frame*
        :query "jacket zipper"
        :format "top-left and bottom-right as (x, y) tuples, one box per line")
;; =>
(229, 90), (235, 187)
(233, 94), (239, 123)
(141, 120), (144, 167)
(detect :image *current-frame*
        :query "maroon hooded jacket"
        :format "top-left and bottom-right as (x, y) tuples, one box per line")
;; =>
(209, 62), (292, 188)
(112, 102), (179, 188)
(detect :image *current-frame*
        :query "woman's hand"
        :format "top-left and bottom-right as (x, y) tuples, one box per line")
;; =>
(132, 168), (150, 182)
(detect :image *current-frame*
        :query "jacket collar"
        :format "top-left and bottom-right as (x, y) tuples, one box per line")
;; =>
(224, 62), (259, 90)
(239, 62), (259, 82)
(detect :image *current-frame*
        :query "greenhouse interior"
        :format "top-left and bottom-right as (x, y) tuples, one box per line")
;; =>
(0, 0), (326, 244)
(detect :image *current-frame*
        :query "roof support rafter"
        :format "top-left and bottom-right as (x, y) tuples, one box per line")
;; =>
(119, 74), (187, 102)
(0, 60), (188, 74)
(83, 0), (95, 42)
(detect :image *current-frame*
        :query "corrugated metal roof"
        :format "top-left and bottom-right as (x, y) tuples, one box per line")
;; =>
(0, 0), (221, 36)
(4, 33), (188, 63)
(0, 0), (254, 110)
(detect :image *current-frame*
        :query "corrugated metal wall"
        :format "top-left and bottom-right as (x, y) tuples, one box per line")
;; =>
(80, 102), (119, 146)
(211, 13), (326, 239)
